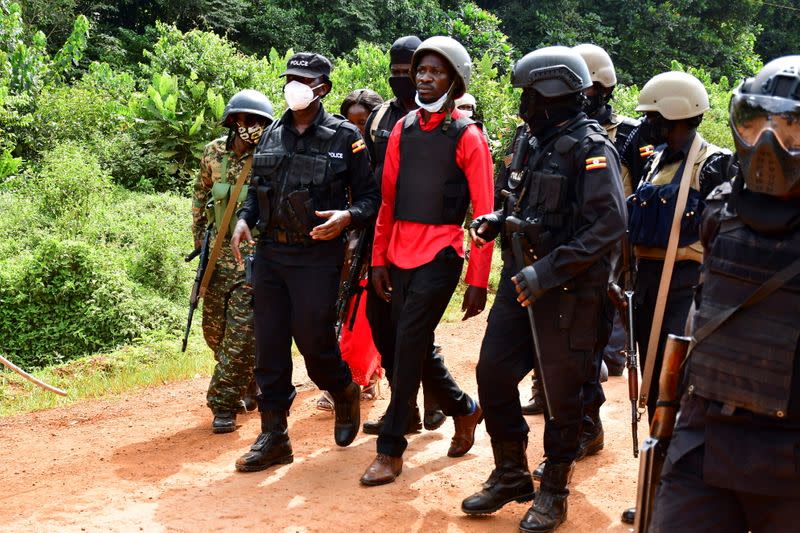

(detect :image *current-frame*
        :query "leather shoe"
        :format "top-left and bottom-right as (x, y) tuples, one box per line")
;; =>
(212, 411), (236, 434)
(331, 382), (361, 447)
(363, 407), (422, 435)
(621, 507), (636, 524)
(423, 409), (446, 430)
(448, 402), (483, 457)
(360, 453), (403, 486)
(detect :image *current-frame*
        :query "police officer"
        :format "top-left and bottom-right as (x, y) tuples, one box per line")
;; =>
(230, 53), (380, 472)
(649, 55), (800, 532)
(620, 70), (736, 525)
(461, 47), (626, 532)
(362, 35), (446, 435)
(359, 36), (494, 486)
(192, 89), (273, 434)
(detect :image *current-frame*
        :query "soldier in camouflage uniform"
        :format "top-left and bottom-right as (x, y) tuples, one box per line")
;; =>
(192, 89), (274, 433)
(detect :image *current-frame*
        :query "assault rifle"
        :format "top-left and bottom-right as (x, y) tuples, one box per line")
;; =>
(633, 334), (690, 533)
(182, 223), (213, 352)
(621, 232), (640, 458)
(335, 228), (369, 340)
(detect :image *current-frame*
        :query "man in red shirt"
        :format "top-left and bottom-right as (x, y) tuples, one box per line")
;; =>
(359, 36), (495, 486)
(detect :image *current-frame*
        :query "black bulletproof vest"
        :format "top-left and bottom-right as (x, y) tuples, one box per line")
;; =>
(394, 113), (472, 225)
(370, 103), (401, 184)
(518, 118), (608, 258)
(688, 217), (800, 418)
(250, 115), (349, 238)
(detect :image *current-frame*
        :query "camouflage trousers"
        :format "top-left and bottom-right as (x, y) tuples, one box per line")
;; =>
(203, 260), (256, 413)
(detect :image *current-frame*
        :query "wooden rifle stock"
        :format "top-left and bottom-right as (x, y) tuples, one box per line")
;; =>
(633, 334), (690, 533)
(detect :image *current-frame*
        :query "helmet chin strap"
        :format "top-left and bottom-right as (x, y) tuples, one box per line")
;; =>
(441, 82), (458, 132)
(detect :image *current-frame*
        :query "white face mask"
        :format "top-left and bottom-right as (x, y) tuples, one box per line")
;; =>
(458, 107), (474, 118)
(284, 80), (322, 111)
(415, 91), (449, 113)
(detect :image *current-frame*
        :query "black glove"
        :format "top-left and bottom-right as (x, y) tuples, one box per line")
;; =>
(469, 212), (504, 244)
(512, 265), (545, 306)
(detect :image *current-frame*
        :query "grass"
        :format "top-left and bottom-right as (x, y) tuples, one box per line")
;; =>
(0, 329), (215, 417)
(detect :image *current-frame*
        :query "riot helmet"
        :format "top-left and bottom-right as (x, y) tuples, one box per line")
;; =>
(512, 46), (591, 133)
(730, 56), (800, 198)
(573, 43), (616, 116)
(411, 36), (472, 98)
(221, 89), (274, 147)
(635, 71), (709, 120)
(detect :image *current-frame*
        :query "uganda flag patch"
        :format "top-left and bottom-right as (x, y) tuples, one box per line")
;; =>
(352, 139), (366, 154)
(585, 156), (607, 171)
(639, 144), (655, 158)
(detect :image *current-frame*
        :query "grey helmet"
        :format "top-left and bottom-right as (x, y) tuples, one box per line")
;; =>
(511, 46), (592, 96)
(221, 89), (274, 127)
(730, 56), (800, 198)
(412, 36), (472, 94)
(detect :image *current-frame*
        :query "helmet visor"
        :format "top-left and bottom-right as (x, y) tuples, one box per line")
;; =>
(731, 94), (800, 151)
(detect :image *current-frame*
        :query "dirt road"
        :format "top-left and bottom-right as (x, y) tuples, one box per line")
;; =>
(0, 320), (639, 532)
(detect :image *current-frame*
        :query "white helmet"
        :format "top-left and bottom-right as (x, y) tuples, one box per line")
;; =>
(636, 71), (710, 120)
(573, 43), (617, 88)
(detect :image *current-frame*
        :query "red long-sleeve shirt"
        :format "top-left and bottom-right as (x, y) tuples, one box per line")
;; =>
(372, 108), (494, 288)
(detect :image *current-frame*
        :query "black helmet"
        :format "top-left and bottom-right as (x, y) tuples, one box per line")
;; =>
(221, 89), (274, 127)
(511, 46), (592, 97)
(730, 56), (800, 198)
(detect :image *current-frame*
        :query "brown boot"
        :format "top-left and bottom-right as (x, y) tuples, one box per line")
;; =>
(448, 401), (484, 457)
(360, 453), (403, 486)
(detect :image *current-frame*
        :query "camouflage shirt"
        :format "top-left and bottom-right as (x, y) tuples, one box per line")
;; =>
(192, 137), (255, 268)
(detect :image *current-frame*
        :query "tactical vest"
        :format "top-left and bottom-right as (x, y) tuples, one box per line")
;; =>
(516, 117), (610, 265)
(251, 115), (351, 243)
(394, 113), (473, 225)
(210, 153), (251, 238)
(688, 215), (800, 419)
(608, 114), (639, 154)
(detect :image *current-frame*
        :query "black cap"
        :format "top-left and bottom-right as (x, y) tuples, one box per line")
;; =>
(280, 52), (332, 80)
(389, 36), (422, 65)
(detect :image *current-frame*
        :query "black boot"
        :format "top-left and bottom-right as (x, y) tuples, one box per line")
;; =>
(212, 411), (236, 434)
(363, 406), (422, 435)
(331, 381), (360, 447)
(521, 376), (545, 416)
(621, 507), (636, 524)
(462, 439), (535, 515)
(576, 419), (604, 461)
(424, 346), (446, 430)
(235, 410), (293, 472)
(519, 461), (573, 533)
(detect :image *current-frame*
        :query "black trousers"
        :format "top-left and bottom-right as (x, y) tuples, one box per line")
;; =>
(581, 347), (605, 433)
(376, 247), (472, 457)
(634, 259), (699, 420)
(252, 249), (352, 412)
(366, 266), (441, 411)
(650, 445), (800, 533)
(477, 265), (604, 462)
(603, 310), (627, 372)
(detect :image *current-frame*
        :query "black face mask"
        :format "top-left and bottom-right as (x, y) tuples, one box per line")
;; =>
(645, 114), (671, 146)
(582, 92), (607, 117)
(389, 75), (416, 101)
(519, 90), (582, 135)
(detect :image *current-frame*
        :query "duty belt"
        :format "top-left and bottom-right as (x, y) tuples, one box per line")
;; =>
(260, 228), (314, 247)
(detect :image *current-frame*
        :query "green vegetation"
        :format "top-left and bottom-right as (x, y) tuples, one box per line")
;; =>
(0, 0), (793, 412)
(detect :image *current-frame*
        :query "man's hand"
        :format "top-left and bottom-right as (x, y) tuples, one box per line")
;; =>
(461, 285), (487, 321)
(310, 210), (352, 240)
(468, 213), (503, 248)
(371, 266), (392, 302)
(512, 265), (544, 307)
(230, 219), (254, 264)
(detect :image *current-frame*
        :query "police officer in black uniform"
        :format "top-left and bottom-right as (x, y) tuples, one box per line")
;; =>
(461, 47), (626, 533)
(649, 55), (800, 533)
(230, 52), (379, 472)
(362, 35), (446, 434)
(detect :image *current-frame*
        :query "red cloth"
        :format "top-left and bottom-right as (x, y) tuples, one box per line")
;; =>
(371, 108), (494, 288)
(339, 279), (381, 386)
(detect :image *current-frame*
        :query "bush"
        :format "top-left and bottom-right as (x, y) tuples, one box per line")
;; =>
(0, 239), (181, 368)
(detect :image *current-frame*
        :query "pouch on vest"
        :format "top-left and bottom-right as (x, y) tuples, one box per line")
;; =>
(255, 182), (273, 230)
(287, 153), (328, 188)
(252, 153), (284, 180)
(627, 158), (704, 248)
